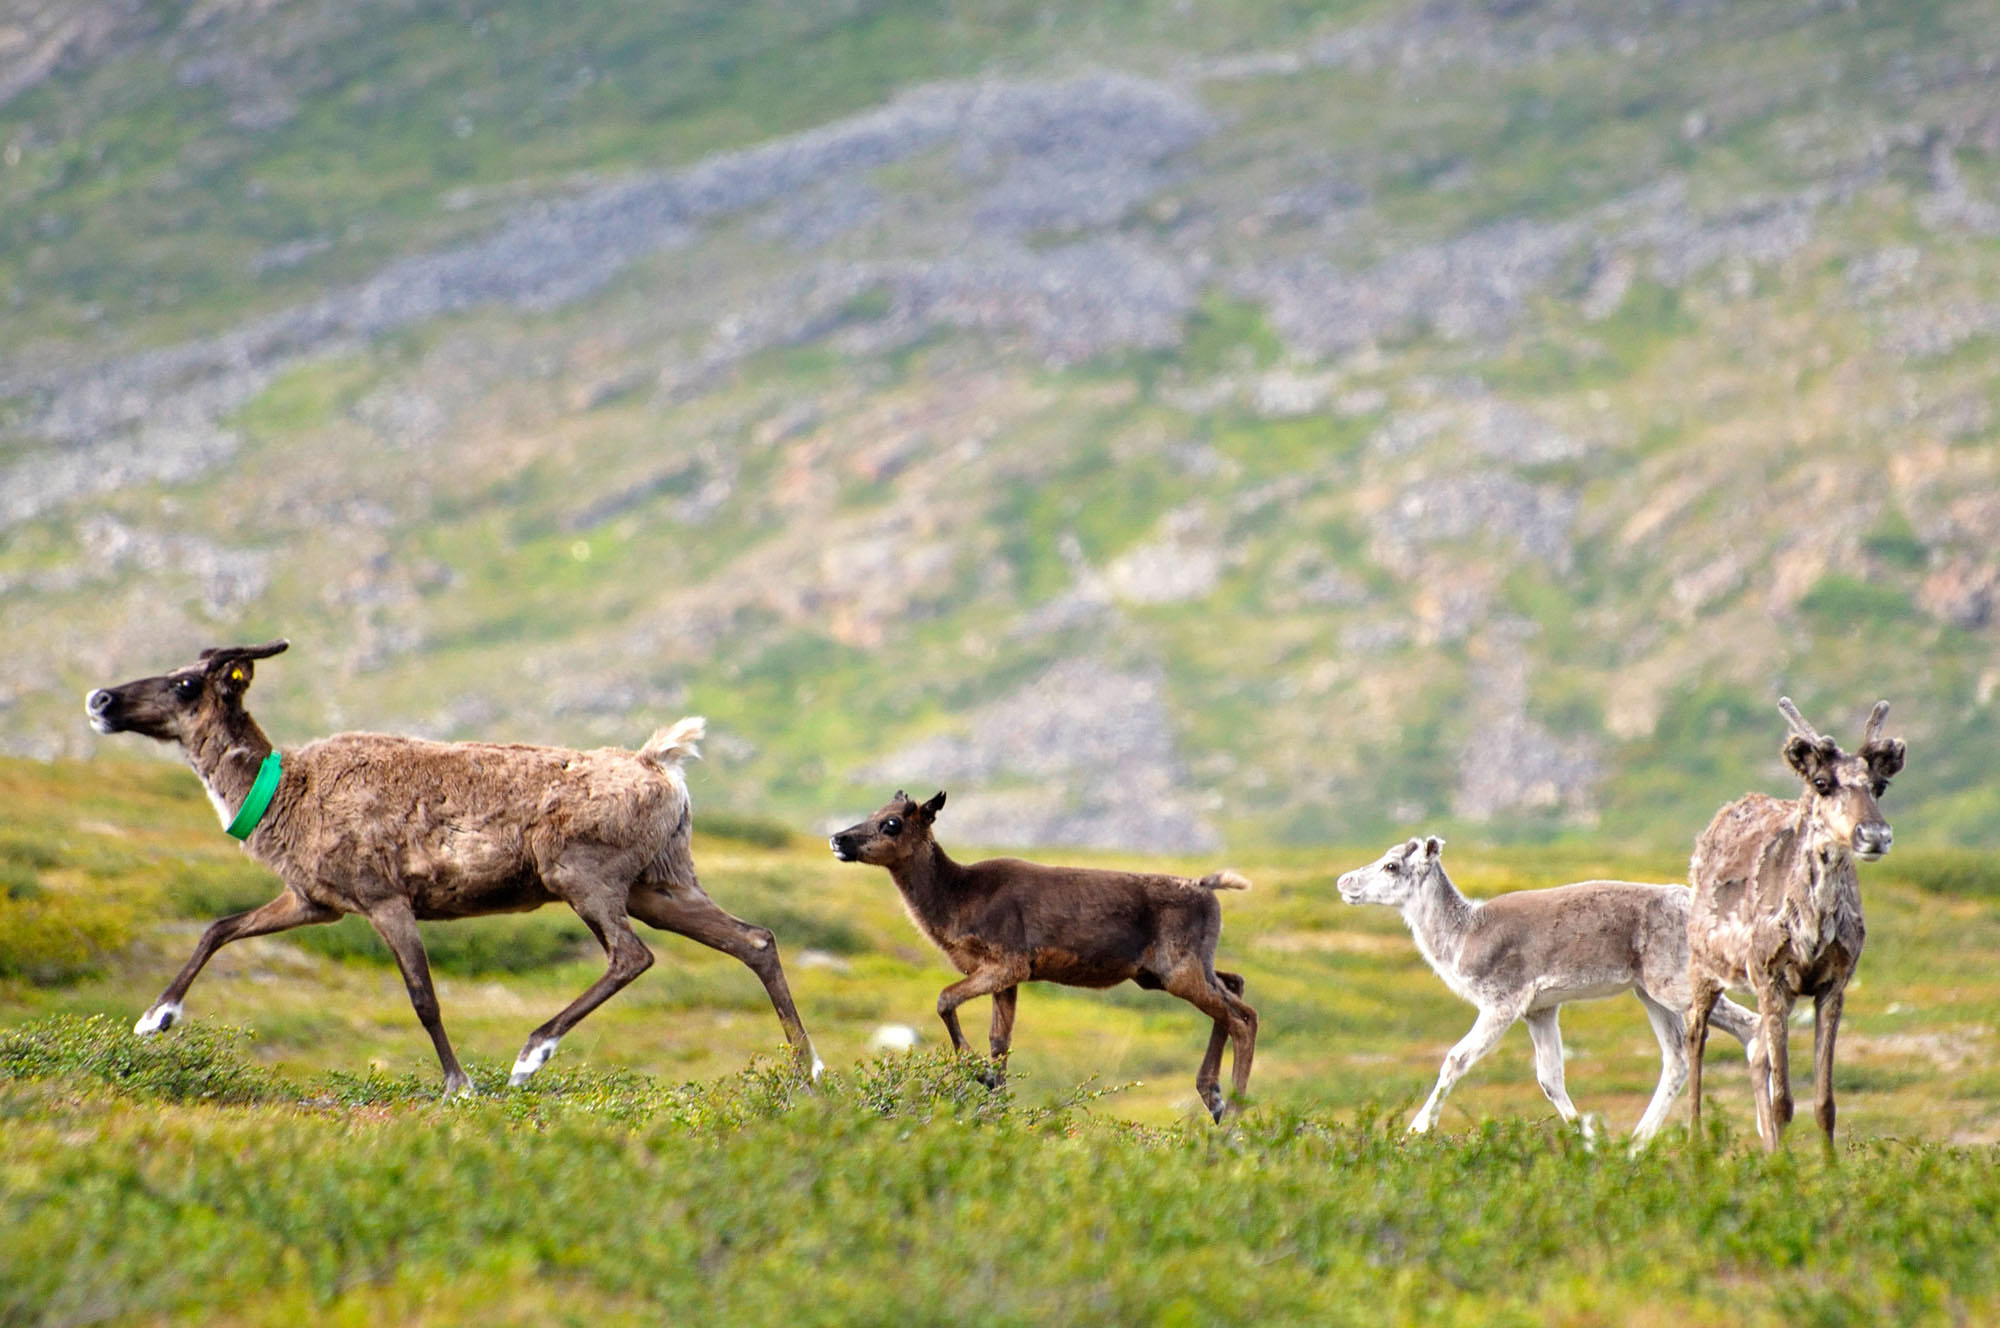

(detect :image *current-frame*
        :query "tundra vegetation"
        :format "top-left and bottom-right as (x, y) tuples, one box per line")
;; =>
(5, 753), (2000, 1324)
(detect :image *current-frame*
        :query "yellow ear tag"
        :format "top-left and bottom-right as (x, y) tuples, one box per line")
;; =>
(230, 668), (245, 684)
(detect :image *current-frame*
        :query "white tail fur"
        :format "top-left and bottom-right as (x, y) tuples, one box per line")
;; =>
(640, 716), (706, 766)
(1201, 870), (1251, 891)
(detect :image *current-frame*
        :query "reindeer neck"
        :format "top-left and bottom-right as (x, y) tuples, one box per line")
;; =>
(885, 839), (969, 930)
(181, 709), (277, 832)
(1785, 795), (1860, 939)
(1403, 863), (1477, 972)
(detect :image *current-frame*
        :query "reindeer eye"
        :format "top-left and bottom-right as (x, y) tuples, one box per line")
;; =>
(173, 677), (201, 701)
(1383, 860), (1401, 874)
(882, 817), (902, 836)
(1812, 777), (1832, 795)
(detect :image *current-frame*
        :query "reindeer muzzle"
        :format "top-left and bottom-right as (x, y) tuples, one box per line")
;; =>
(84, 688), (120, 734)
(1852, 823), (1893, 862)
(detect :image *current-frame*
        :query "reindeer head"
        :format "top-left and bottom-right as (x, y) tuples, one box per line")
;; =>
(1337, 835), (1445, 908)
(829, 789), (946, 866)
(1777, 697), (1904, 862)
(85, 641), (289, 745)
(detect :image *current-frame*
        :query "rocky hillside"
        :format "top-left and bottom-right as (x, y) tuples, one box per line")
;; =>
(4, 0), (1998, 851)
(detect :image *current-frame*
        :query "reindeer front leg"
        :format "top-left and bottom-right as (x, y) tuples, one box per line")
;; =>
(1684, 972), (1722, 1137)
(1410, 1007), (1517, 1135)
(988, 985), (1019, 1061)
(365, 898), (474, 1097)
(138, 890), (337, 1034)
(1812, 980), (1848, 1147)
(937, 962), (1028, 1086)
(1747, 973), (1794, 1150)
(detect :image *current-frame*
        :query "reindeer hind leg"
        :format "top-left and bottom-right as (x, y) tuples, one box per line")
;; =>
(1630, 991), (1688, 1150)
(628, 882), (823, 1081)
(1163, 965), (1254, 1123)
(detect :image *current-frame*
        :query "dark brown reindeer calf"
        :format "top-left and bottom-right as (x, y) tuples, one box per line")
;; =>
(85, 639), (822, 1094)
(830, 790), (1257, 1120)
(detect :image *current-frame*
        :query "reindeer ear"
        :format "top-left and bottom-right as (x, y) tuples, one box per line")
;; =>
(1783, 736), (1820, 779)
(920, 790), (947, 820)
(216, 661), (255, 697)
(1423, 836), (1445, 859)
(1865, 738), (1906, 781)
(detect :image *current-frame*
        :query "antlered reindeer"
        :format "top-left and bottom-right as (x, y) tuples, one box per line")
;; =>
(1337, 836), (1757, 1147)
(830, 790), (1257, 1121)
(86, 640), (822, 1094)
(1685, 698), (1905, 1150)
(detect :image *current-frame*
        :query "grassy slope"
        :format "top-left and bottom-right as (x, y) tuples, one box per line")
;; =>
(4, 754), (2000, 1323)
(6, 0), (2000, 850)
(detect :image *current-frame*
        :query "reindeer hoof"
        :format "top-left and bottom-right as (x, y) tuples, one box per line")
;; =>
(443, 1073), (477, 1099)
(508, 1037), (559, 1086)
(977, 1064), (1006, 1091)
(134, 1002), (182, 1036)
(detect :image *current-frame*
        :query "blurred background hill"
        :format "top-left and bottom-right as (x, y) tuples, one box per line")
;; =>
(3, 0), (1997, 852)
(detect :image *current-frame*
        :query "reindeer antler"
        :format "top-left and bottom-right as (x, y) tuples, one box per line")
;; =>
(1776, 697), (1820, 743)
(1861, 699), (1891, 747)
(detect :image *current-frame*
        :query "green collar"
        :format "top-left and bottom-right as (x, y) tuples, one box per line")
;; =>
(225, 751), (283, 841)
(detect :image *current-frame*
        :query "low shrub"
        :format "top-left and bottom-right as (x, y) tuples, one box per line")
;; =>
(0, 1013), (285, 1104)
(0, 893), (137, 985)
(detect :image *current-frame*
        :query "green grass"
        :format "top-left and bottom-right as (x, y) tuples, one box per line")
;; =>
(5, 753), (2000, 1321)
(4, 1020), (1999, 1325)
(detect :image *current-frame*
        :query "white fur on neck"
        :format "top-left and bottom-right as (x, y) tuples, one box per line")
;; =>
(1395, 864), (1476, 1001)
(189, 756), (235, 830)
(188, 745), (258, 832)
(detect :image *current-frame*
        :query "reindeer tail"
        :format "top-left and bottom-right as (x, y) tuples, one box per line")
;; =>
(1199, 870), (1252, 892)
(640, 716), (706, 767)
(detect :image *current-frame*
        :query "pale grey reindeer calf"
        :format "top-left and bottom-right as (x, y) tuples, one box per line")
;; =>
(1338, 836), (1758, 1147)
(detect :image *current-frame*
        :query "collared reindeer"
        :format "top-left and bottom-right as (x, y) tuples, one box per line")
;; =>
(85, 639), (822, 1094)
(830, 790), (1257, 1121)
(1685, 698), (1904, 1150)
(1337, 836), (1758, 1147)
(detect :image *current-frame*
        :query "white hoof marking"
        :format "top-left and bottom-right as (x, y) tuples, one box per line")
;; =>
(509, 1038), (559, 1086)
(134, 1003), (183, 1036)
